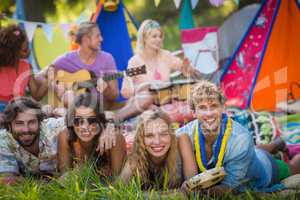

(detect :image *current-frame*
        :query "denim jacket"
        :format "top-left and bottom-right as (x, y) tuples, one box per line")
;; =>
(176, 117), (277, 191)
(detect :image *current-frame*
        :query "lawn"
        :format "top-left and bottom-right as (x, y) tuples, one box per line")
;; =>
(0, 165), (299, 200)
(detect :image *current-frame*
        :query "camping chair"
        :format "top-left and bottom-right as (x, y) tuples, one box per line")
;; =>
(181, 27), (220, 75)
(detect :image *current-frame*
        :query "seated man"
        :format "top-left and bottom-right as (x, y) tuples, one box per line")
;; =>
(42, 21), (118, 110)
(176, 80), (300, 194)
(0, 97), (65, 184)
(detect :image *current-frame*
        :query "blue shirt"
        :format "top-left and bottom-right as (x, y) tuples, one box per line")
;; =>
(176, 118), (279, 191)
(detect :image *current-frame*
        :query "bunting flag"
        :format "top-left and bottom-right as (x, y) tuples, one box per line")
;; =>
(209, 0), (225, 7)
(191, 0), (199, 9)
(42, 23), (54, 43)
(24, 22), (37, 42)
(154, 0), (161, 7)
(234, 0), (240, 6)
(60, 24), (71, 40)
(179, 0), (195, 30)
(174, 0), (182, 8)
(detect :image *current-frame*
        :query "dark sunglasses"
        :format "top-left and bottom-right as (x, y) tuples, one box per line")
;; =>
(73, 117), (98, 126)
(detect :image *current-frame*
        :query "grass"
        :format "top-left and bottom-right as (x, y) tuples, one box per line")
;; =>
(0, 166), (299, 200)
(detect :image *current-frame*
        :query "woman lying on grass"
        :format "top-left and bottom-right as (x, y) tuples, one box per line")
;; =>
(57, 92), (126, 178)
(118, 108), (197, 190)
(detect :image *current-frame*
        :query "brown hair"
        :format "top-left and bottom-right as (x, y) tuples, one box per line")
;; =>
(65, 92), (108, 167)
(0, 24), (27, 67)
(2, 96), (44, 130)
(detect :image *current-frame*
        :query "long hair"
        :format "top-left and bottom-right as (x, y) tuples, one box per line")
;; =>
(136, 19), (163, 54)
(129, 109), (178, 189)
(65, 92), (107, 165)
(0, 24), (27, 67)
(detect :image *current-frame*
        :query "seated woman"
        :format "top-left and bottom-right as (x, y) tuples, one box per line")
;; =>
(57, 92), (126, 177)
(118, 108), (198, 190)
(115, 19), (200, 122)
(0, 25), (47, 113)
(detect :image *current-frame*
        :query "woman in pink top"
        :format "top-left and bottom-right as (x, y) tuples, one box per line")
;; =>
(0, 25), (47, 112)
(116, 19), (199, 122)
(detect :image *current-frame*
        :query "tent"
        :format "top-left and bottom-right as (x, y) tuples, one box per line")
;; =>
(96, 1), (137, 101)
(220, 0), (300, 111)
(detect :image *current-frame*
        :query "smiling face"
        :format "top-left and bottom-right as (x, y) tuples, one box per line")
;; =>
(11, 109), (40, 147)
(144, 28), (163, 51)
(195, 97), (223, 134)
(143, 118), (171, 162)
(73, 106), (100, 143)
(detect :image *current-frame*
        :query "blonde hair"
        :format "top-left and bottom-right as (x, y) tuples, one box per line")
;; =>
(129, 109), (178, 188)
(190, 80), (226, 110)
(136, 19), (163, 54)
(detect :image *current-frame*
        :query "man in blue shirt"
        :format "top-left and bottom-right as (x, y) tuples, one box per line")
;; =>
(176, 80), (299, 194)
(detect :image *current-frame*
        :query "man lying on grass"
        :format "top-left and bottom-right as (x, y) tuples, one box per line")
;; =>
(0, 96), (121, 184)
(176, 80), (300, 196)
(0, 97), (65, 184)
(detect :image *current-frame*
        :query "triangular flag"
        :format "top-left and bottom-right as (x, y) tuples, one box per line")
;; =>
(76, 10), (90, 24)
(234, 0), (240, 6)
(174, 0), (182, 8)
(209, 0), (225, 7)
(42, 23), (54, 43)
(154, 0), (161, 7)
(24, 22), (37, 42)
(60, 24), (71, 40)
(179, 0), (195, 30)
(190, 0), (199, 9)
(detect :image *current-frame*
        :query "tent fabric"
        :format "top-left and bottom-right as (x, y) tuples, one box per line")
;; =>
(221, 0), (279, 109)
(251, 0), (300, 111)
(97, 2), (134, 101)
(221, 0), (300, 111)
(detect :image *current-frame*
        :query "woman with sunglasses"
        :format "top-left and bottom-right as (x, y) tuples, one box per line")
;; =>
(57, 92), (126, 177)
(118, 108), (197, 190)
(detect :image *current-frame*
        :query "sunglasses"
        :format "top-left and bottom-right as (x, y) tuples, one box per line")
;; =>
(73, 117), (98, 126)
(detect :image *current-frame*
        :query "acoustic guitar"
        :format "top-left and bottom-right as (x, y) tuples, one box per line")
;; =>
(48, 65), (146, 107)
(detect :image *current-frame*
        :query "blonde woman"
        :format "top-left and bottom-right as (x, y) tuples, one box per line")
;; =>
(118, 109), (197, 189)
(115, 19), (199, 122)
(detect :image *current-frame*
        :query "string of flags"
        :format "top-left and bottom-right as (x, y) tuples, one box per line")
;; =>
(154, 0), (239, 8)
(2, 6), (92, 43)
(3, 16), (73, 43)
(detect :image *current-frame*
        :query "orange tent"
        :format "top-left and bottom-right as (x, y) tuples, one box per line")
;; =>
(251, 0), (300, 111)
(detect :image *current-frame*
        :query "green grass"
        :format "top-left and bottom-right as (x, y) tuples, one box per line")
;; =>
(0, 166), (299, 200)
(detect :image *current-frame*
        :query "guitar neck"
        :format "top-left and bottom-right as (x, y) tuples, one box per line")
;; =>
(102, 72), (124, 81)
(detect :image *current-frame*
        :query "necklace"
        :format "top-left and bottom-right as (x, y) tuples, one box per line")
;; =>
(194, 114), (232, 172)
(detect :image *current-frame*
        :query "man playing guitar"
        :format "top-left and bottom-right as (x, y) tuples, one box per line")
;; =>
(43, 21), (119, 111)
